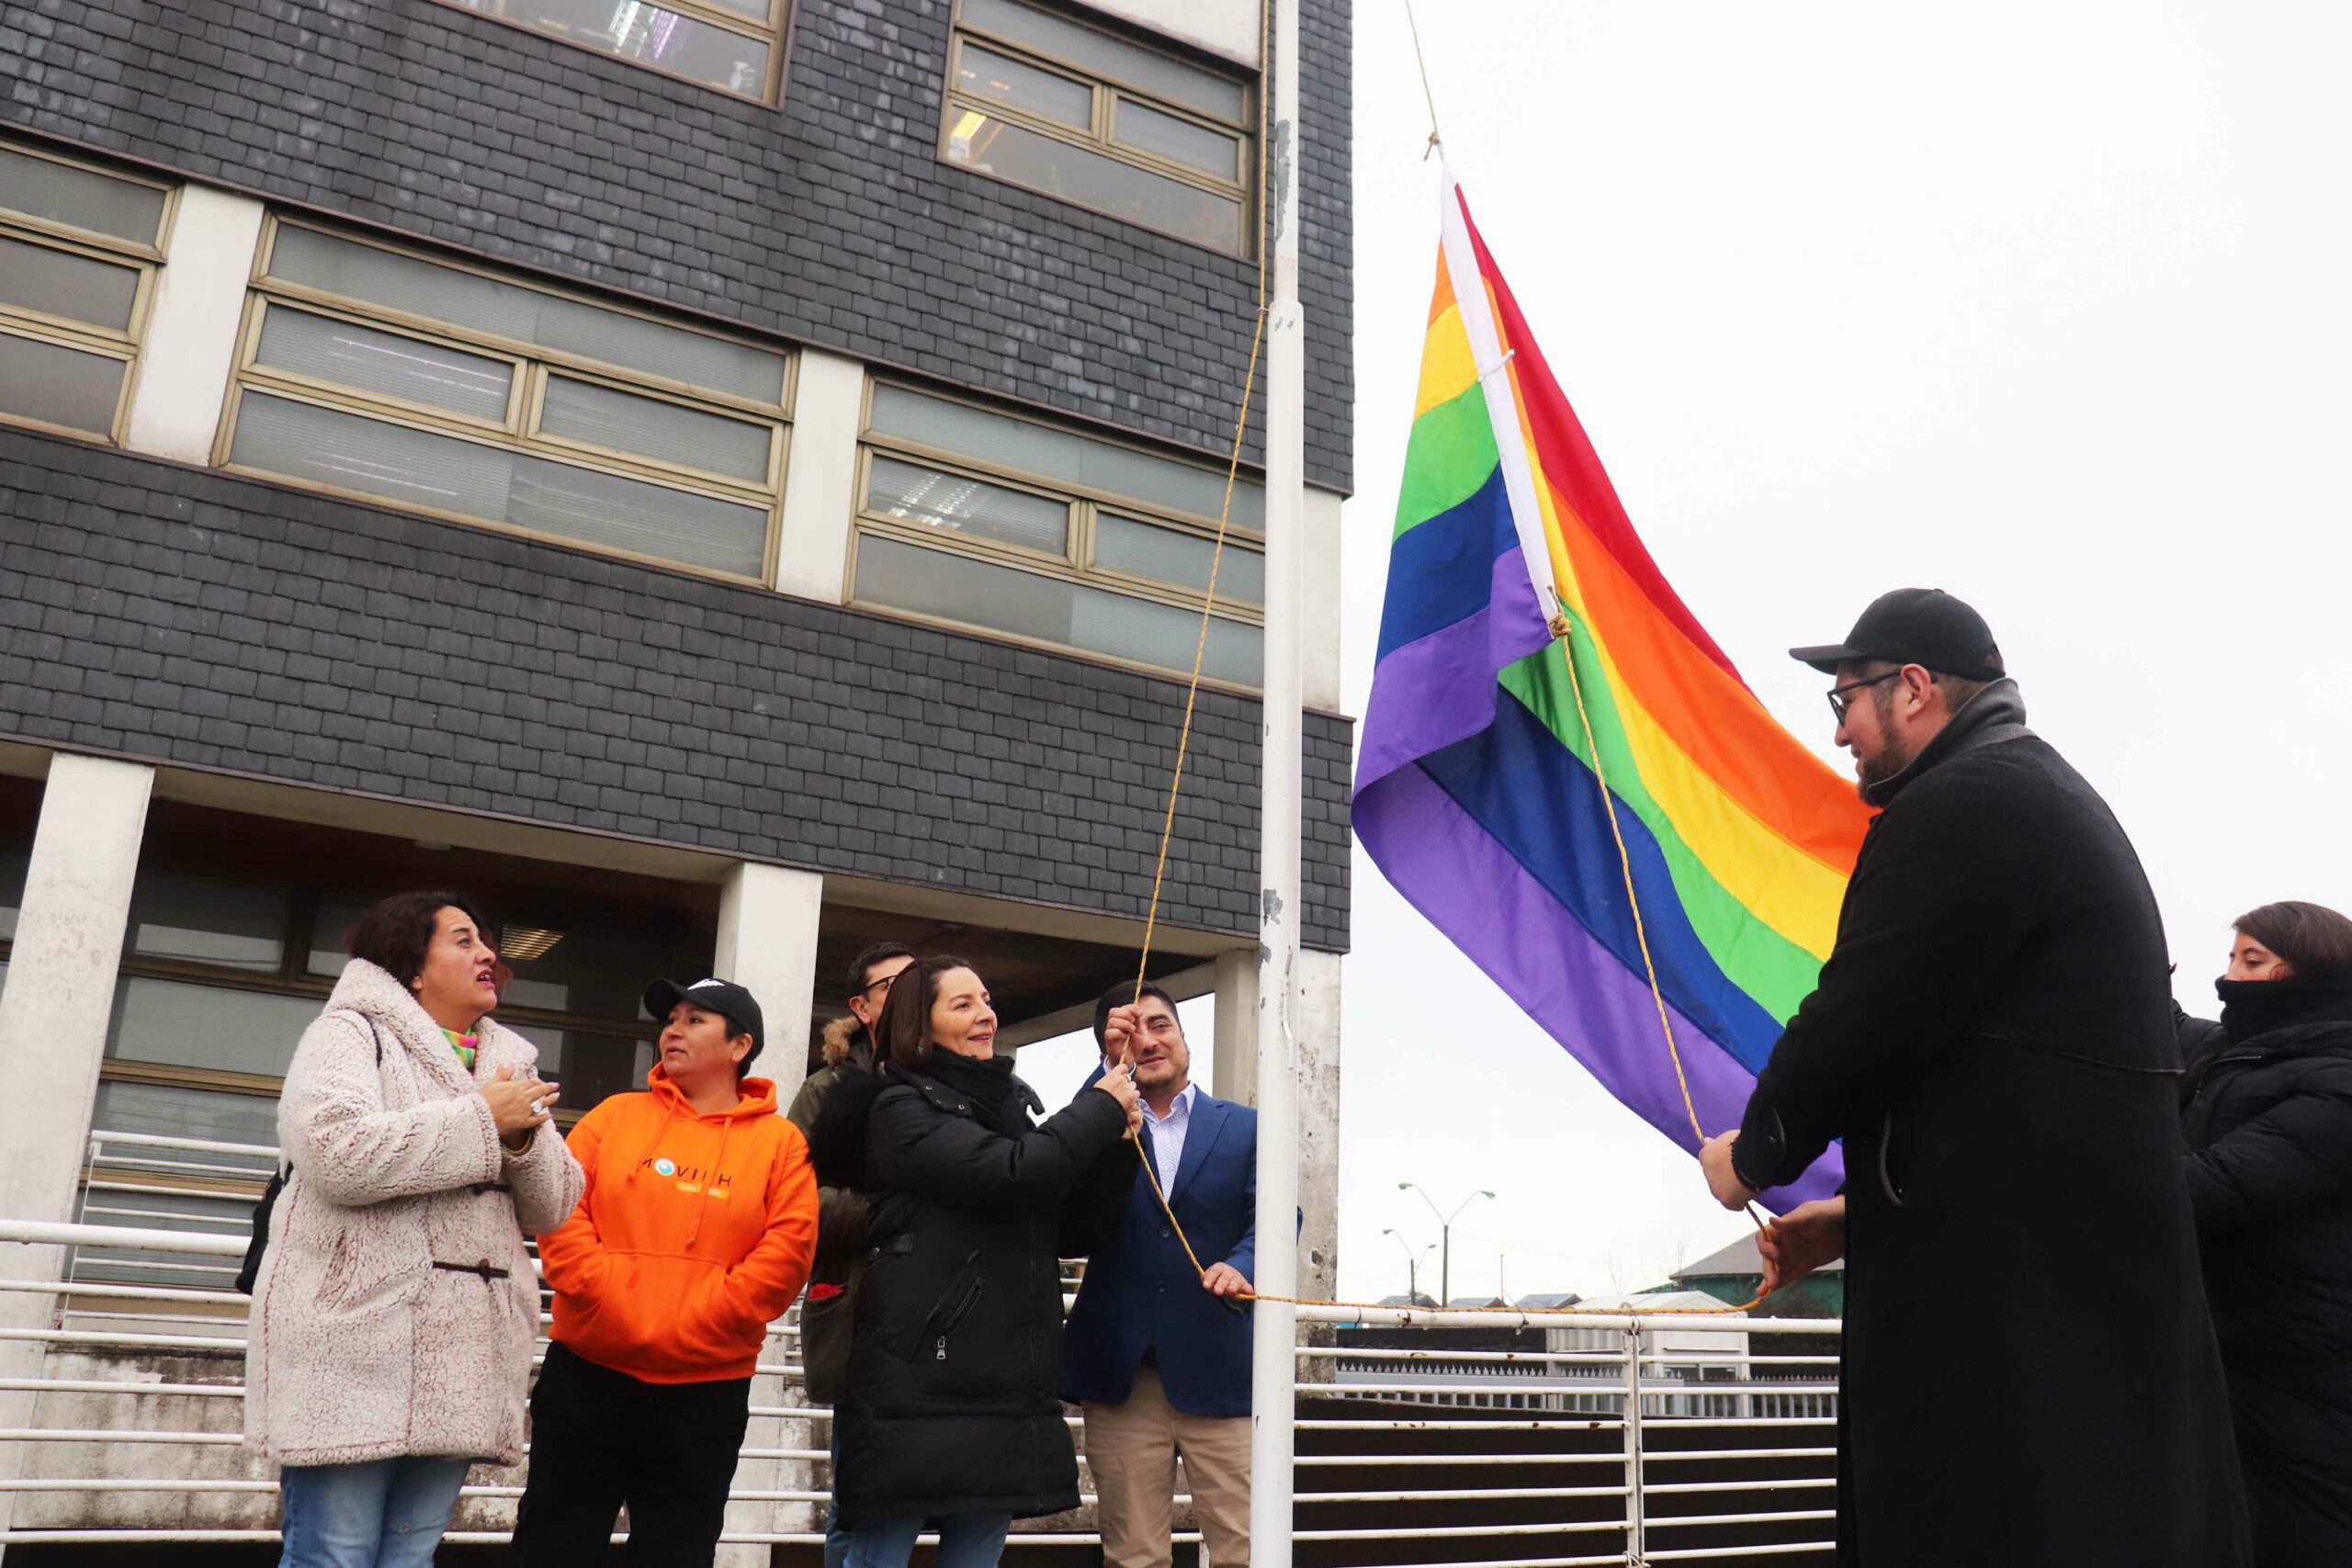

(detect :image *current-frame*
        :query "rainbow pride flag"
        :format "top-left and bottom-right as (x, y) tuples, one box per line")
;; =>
(1356, 164), (1869, 1211)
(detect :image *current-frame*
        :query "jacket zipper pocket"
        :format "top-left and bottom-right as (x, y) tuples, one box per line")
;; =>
(928, 1252), (984, 1361)
(933, 1276), (983, 1360)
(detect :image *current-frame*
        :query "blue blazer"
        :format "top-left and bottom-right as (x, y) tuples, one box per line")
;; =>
(1060, 1079), (1257, 1417)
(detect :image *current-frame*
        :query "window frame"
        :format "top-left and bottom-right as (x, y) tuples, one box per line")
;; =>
(424, 0), (792, 107)
(851, 377), (1266, 693)
(0, 138), (179, 259)
(0, 139), (180, 446)
(247, 218), (795, 420)
(236, 295), (532, 435)
(525, 361), (789, 494)
(939, 0), (1257, 257)
(216, 216), (795, 588)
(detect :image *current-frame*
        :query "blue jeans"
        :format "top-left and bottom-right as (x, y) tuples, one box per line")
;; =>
(277, 1456), (471, 1568)
(839, 1510), (1012, 1568)
(824, 1430), (851, 1568)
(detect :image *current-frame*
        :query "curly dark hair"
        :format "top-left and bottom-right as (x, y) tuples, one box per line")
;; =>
(345, 890), (492, 988)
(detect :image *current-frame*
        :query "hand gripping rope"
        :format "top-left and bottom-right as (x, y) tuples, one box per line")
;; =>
(1107, 0), (1771, 1321)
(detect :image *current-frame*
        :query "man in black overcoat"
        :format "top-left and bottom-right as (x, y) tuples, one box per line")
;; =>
(1697, 588), (2248, 1567)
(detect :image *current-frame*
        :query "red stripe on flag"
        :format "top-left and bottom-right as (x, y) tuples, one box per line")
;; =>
(1453, 186), (1747, 689)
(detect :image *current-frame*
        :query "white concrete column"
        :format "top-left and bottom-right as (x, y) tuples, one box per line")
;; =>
(1209, 946), (1260, 1104)
(774, 349), (867, 603)
(0, 755), (154, 1241)
(0, 753), (154, 1552)
(123, 186), (267, 465)
(709, 860), (823, 1566)
(1303, 484), (1346, 715)
(714, 861), (824, 1108)
(1295, 948), (1341, 1310)
(1209, 944), (1337, 1306)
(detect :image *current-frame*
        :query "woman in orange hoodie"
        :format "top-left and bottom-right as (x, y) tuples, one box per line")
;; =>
(511, 976), (818, 1566)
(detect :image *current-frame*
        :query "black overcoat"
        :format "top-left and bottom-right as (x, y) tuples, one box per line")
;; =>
(2182, 983), (2352, 1565)
(831, 1055), (1135, 1528)
(1734, 681), (2248, 1567)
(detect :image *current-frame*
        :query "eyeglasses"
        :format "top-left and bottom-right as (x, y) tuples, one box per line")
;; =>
(1826, 671), (1900, 724)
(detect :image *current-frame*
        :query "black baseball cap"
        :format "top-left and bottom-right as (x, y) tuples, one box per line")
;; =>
(642, 976), (763, 1055)
(1789, 589), (2006, 682)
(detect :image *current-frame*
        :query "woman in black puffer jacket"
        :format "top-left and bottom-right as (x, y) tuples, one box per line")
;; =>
(811, 954), (1141, 1568)
(2182, 900), (2352, 1568)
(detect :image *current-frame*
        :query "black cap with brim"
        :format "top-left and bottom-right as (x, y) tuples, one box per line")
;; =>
(643, 976), (763, 1056)
(1791, 587), (2006, 681)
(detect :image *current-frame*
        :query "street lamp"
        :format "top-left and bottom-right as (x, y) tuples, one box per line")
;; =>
(1382, 1227), (1435, 1304)
(1399, 1183), (1496, 1305)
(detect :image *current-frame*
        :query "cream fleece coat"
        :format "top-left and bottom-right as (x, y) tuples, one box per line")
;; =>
(245, 959), (585, 1469)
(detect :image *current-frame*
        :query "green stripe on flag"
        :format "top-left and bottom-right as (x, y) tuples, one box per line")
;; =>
(1498, 623), (1824, 1023)
(1393, 386), (1500, 537)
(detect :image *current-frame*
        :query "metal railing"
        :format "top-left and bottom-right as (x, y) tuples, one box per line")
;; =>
(0, 1132), (1840, 1563)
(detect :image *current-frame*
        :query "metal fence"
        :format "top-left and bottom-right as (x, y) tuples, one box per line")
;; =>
(0, 1132), (1839, 1562)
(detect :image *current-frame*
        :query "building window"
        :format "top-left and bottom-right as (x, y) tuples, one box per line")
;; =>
(219, 219), (791, 581)
(941, 0), (1255, 256)
(0, 140), (175, 444)
(435, 0), (785, 101)
(854, 381), (1264, 685)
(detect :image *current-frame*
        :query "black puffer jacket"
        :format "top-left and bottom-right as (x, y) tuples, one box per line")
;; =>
(2183, 980), (2352, 1566)
(786, 1017), (880, 1406)
(819, 1051), (1135, 1528)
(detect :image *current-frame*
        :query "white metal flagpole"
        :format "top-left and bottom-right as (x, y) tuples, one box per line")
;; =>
(1250, 0), (1305, 1557)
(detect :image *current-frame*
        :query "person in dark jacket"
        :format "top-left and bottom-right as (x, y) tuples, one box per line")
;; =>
(2176, 996), (2226, 1068)
(811, 954), (1142, 1568)
(1702, 589), (2248, 1567)
(2181, 900), (2352, 1566)
(786, 942), (915, 1568)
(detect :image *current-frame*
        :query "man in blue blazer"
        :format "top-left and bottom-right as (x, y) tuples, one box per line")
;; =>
(1063, 983), (1254, 1568)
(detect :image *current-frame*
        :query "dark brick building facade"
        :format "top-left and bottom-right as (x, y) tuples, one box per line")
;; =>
(0, 0), (1356, 955)
(0, 433), (1353, 951)
(0, 0), (1352, 490)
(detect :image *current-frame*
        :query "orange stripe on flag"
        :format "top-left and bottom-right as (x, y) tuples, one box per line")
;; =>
(1547, 478), (1866, 874)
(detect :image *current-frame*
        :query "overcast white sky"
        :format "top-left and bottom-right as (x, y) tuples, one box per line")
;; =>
(1035, 1), (2352, 1304)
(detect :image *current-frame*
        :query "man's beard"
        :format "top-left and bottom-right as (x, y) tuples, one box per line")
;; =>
(1853, 738), (1912, 796)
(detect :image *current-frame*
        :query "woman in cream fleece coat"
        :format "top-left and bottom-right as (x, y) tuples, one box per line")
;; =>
(247, 891), (583, 1568)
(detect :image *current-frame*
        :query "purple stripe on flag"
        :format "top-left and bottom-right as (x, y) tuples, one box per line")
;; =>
(1359, 758), (1844, 1213)
(1357, 542), (1553, 792)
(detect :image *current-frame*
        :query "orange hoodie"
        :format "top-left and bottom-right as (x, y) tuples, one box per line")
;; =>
(537, 1066), (818, 1383)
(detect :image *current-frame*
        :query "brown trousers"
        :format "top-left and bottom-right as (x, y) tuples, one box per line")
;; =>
(1082, 1366), (1251, 1568)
